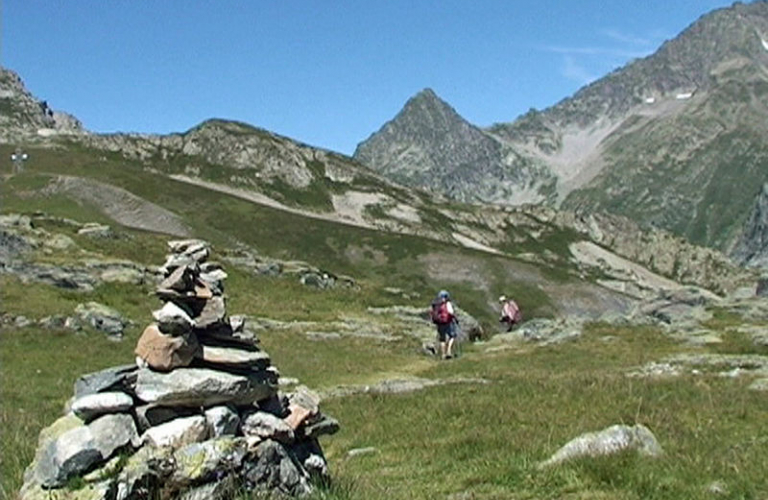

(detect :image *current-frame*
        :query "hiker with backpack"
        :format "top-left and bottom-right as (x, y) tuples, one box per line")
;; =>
(499, 295), (522, 332)
(430, 290), (457, 359)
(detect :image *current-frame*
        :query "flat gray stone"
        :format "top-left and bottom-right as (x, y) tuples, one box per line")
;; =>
(71, 392), (134, 422)
(74, 365), (138, 399)
(134, 367), (276, 407)
(198, 345), (270, 369)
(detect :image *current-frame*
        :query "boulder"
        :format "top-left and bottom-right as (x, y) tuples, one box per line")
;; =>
(241, 411), (294, 444)
(32, 414), (137, 488)
(539, 424), (663, 468)
(71, 392), (134, 422)
(141, 415), (209, 449)
(134, 324), (199, 371)
(134, 367), (276, 407)
(74, 302), (128, 337)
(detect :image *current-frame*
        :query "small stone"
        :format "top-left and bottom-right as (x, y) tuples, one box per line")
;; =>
(194, 296), (227, 329)
(303, 414), (340, 439)
(152, 302), (195, 336)
(159, 265), (197, 293)
(241, 411), (294, 444)
(205, 406), (240, 437)
(346, 447), (377, 458)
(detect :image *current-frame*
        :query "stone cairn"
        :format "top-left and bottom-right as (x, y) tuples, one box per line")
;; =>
(19, 240), (339, 500)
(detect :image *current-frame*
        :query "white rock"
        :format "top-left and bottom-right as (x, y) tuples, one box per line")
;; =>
(142, 415), (208, 449)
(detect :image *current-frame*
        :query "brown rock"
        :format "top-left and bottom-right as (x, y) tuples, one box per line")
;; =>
(135, 324), (200, 372)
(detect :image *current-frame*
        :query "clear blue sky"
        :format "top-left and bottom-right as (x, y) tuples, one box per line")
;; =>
(2, 0), (735, 155)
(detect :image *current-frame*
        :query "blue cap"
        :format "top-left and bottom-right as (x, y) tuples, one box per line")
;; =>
(438, 290), (450, 299)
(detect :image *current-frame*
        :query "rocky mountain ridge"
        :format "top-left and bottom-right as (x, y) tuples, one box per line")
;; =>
(0, 64), (758, 300)
(353, 1), (768, 268)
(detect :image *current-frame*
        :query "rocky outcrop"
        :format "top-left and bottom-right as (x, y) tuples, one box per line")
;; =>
(0, 213), (150, 291)
(732, 183), (768, 268)
(18, 240), (338, 500)
(0, 67), (84, 142)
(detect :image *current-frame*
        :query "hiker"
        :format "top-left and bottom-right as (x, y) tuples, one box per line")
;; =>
(499, 295), (522, 332)
(430, 290), (457, 359)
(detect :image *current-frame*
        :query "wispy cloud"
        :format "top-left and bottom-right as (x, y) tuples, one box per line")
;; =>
(542, 28), (668, 85)
(562, 56), (597, 85)
(600, 29), (652, 46)
(542, 44), (650, 59)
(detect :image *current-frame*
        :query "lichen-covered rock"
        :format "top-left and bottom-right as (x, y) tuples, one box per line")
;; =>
(169, 437), (247, 488)
(30, 413), (137, 488)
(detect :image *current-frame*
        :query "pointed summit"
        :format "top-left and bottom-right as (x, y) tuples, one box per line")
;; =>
(353, 88), (506, 199)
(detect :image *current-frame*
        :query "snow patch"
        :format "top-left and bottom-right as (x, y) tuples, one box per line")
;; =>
(762, 38), (768, 51)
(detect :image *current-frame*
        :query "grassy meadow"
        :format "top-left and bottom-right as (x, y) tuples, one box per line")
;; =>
(1, 145), (768, 499)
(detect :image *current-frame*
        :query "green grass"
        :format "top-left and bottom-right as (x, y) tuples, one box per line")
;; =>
(3, 139), (766, 499)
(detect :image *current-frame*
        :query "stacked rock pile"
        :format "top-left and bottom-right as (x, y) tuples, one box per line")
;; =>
(19, 240), (339, 500)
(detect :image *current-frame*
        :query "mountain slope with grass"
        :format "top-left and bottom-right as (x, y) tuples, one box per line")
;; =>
(2, 63), (768, 499)
(354, 2), (768, 268)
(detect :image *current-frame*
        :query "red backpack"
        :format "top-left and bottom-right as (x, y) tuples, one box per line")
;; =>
(430, 300), (452, 325)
